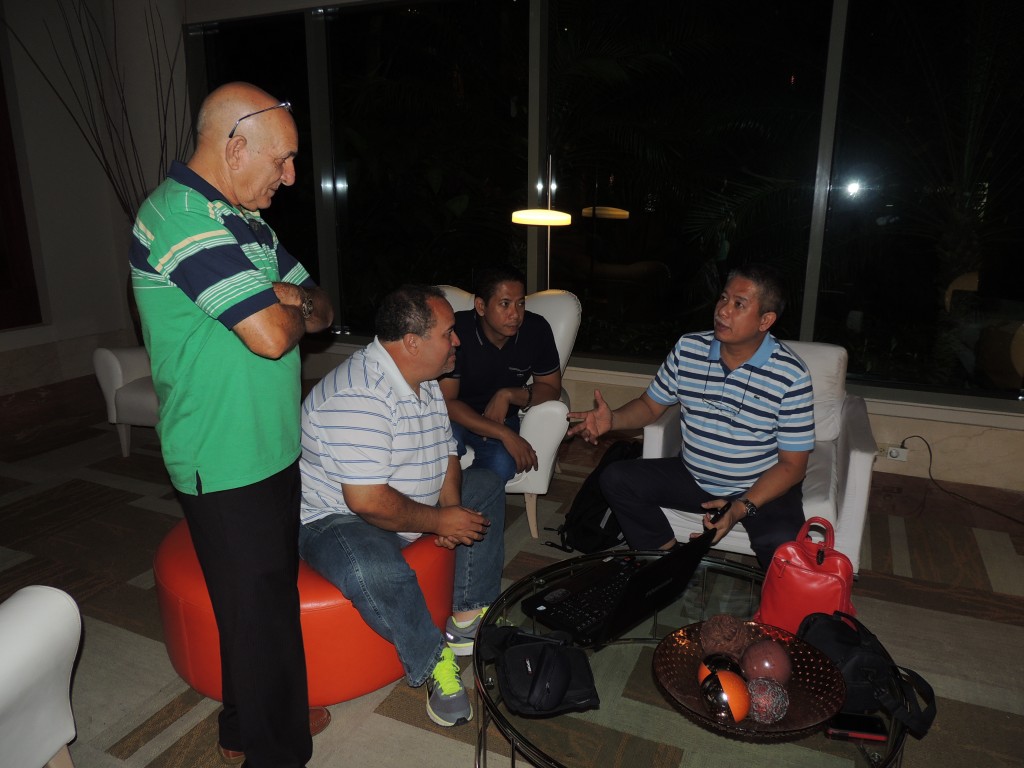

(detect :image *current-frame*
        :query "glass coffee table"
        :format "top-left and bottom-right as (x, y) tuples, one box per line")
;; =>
(473, 551), (907, 768)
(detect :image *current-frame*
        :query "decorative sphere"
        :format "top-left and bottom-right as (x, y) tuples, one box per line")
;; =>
(697, 653), (744, 685)
(701, 614), (748, 660)
(740, 639), (792, 685)
(700, 670), (751, 723)
(747, 677), (790, 724)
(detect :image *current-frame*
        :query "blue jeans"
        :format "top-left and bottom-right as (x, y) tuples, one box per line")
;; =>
(452, 415), (520, 482)
(298, 467), (506, 686)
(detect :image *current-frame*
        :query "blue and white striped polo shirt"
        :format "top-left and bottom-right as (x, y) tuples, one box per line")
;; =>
(299, 339), (458, 540)
(647, 331), (814, 496)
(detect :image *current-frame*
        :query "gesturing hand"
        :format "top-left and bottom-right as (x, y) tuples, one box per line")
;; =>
(567, 389), (613, 445)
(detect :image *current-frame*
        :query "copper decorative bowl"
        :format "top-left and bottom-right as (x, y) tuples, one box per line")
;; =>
(653, 621), (846, 742)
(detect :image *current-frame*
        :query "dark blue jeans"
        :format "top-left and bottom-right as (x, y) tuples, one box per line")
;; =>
(599, 457), (804, 569)
(298, 467), (506, 686)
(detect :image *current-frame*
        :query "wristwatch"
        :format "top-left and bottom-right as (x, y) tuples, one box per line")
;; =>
(522, 383), (534, 411)
(735, 497), (758, 518)
(299, 288), (314, 320)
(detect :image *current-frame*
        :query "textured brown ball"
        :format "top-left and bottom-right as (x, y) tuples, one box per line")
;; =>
(701, 614), (748, 660)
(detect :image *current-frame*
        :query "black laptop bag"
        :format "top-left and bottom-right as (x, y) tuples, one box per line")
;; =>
(477, 625), (600, 717)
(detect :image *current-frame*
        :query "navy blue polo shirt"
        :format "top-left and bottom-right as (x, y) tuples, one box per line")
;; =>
(449, 309), (560, 419)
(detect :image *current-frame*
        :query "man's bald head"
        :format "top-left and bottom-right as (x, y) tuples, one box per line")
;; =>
(187, 82), (298, 212)
(196, 82), (282, 146)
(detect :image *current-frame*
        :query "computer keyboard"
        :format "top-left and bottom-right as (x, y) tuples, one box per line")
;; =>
(532, 557), (643, 636)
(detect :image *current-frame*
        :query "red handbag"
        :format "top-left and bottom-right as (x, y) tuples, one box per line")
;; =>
(753, 516), (855, 635)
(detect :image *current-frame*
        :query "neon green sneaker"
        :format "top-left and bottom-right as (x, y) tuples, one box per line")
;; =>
(444, 607), (487, 657)
(425, 647), (472, 727)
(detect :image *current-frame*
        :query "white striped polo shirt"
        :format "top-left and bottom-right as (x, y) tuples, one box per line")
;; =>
(299, 338), (458, 540)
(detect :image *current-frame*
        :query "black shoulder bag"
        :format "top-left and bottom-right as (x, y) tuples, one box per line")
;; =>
(477, 625), (600, 717)
(797, 611), (937, 738)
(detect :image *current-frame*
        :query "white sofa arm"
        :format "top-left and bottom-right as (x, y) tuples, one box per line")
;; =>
(506, 399), (570, 495)
(833, 395), (877, 574)
(0, 586), (81, 768)
(642, 404), (681, 459)
(93, 347), (153, 423)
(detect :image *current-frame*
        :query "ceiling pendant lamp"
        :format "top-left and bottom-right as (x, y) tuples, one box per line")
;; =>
(512, 208), (572, 226)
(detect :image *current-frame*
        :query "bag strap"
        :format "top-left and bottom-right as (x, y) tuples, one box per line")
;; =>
(830, 611), (885, 653)
(803, 516), (836, 548)
(874, 665), (937, 738)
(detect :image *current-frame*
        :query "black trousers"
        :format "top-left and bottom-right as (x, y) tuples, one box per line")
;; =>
(599, 457), (805, 569)
(178, 460), (311, 768)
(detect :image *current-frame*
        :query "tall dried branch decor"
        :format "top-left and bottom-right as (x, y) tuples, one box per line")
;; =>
(1, 0), (193, 222)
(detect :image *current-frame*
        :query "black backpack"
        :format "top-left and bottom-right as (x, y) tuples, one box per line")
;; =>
(797, 611), (937, 738)
(547, 439), (642, 553)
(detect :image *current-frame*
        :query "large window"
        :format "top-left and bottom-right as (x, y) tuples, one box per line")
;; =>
(817, 0), (1024, 399)
(545, 0), (830, 360)
(322, 1), (529, 334)
(188, 12), (318, 282)
(185, 0), (1024, 404)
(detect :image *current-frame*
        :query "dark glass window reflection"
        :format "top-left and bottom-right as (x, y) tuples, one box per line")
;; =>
(190, 14), (319, 284)
(324, 1), (529, 335)
(548, 0), (830, 360)
(184, 1), (1024, 403)
(820, 0), (1024, 398)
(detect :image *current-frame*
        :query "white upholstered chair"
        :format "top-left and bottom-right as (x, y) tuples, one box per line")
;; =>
(641, 341), (876, 573)
(438, 285), (582, 538)
(0, 586), (82, 768)
(92, 347), (160, 457)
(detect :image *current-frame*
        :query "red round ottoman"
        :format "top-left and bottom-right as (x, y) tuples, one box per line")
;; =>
(154, 520), (455, 706)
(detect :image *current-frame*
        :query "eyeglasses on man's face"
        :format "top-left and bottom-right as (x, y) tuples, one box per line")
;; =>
(227, 101), (292, 139)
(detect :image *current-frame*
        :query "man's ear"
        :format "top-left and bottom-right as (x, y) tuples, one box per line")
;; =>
(474, 296), (486, 316)
(759, 311), (777, 332)
(403, 332), (420, 356)
(225, 136), (246, 170)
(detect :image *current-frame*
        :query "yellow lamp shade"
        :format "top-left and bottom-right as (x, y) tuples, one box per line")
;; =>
(512, 209), (572, 226)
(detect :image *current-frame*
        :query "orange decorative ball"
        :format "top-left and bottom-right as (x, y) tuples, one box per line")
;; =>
(697, 653), (744, 685)
(700, 669), (751, 723)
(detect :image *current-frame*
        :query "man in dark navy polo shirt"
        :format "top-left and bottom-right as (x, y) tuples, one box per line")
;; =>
(440, 266), (561, 482)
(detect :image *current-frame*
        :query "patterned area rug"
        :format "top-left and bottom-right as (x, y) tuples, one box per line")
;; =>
(1, 375), (1022, 767)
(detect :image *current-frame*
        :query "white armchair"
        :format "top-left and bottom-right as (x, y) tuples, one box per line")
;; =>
(438, 285), (582, 538)
(641, 341), (876, 573)
(92, 347), (160, 457)
(0, 586), (82, 768)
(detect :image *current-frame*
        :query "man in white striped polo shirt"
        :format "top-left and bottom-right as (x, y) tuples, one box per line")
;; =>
(568, 264), (814, 569)
(298, 285), (506, 728)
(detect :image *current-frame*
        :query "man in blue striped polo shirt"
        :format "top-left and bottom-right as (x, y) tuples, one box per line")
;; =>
(568, 264), (814, 568)
(298, 285), (505, 728)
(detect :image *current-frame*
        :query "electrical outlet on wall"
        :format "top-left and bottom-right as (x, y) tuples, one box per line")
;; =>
(886, 446), (908, 461)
